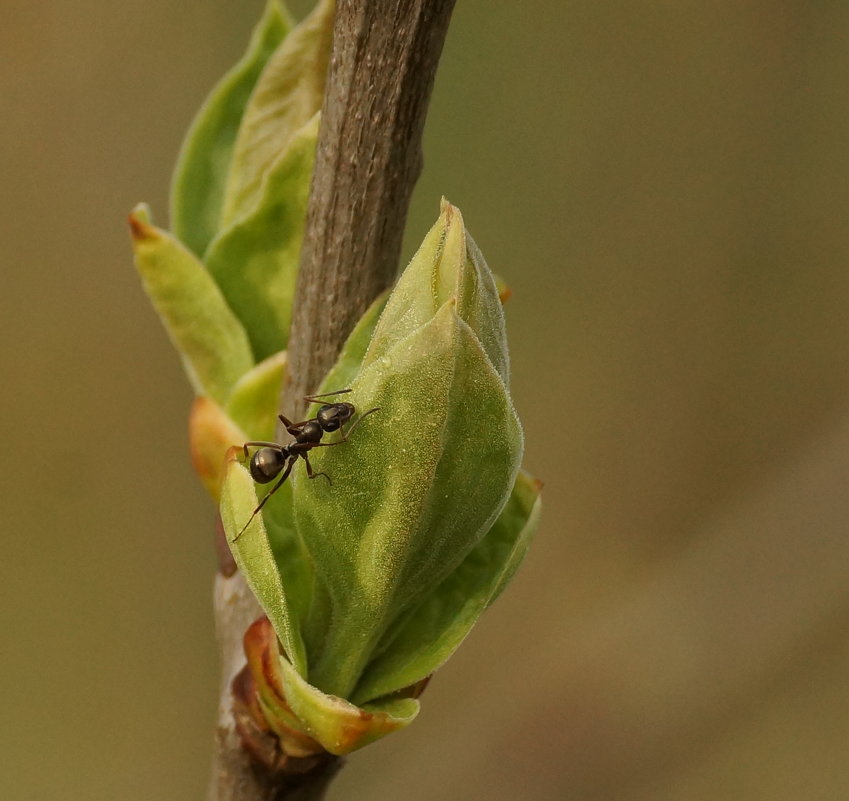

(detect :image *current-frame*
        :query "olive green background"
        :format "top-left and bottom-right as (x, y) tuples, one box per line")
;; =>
(3, 1), (849, 799)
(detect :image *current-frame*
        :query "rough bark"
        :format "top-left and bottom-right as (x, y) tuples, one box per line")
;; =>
(284, 0), (458, 415)
(209, 1), (456, 800)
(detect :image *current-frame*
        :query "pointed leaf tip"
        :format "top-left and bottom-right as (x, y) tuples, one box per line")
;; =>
(127, 205), (154, 241)
(129, 214), (255, 402)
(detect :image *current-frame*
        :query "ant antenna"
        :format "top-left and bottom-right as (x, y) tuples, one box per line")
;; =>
(304, 388), (353, 402)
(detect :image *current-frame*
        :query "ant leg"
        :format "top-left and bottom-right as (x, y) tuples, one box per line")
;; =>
(278, 414), (311, 436)
(302, 454), (331, 484)
(232, 457), (295, 542)
(336, 406), (381, 442)
(303, 389), (352, 403)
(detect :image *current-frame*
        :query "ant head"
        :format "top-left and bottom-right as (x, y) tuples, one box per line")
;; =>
(316, 402), (355, 432)
(250, 448), (287, 483)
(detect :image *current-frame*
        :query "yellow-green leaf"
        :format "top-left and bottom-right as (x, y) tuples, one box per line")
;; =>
(220, 0), (334, 227)
(226, 349), (287, 441)
(220, 453), (307, 676)
(170, 1), (292, 257)
(353, 471), (541, 704)
(204, 113), (319, 359)
(128, 205), (254, 402)
(277, 652), (419, 755)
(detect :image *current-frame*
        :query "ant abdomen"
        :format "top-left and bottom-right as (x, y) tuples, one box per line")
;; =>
(250, 448), (287, 483)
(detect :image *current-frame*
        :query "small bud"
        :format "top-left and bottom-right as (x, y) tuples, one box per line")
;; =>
(295, 202), (526, 696)
(219, 201), (540, 751)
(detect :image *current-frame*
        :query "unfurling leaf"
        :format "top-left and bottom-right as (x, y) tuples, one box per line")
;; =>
(128, 205), (253, 403)
(170, 1), (292, 257)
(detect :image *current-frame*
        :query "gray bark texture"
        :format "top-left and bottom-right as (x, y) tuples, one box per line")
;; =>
(209, 1), (456, 799)
(284, 0), (457, 415)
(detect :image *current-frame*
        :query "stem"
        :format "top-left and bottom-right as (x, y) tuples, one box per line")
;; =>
(210, 1), (456, 799)
(284, 0), (457, 414)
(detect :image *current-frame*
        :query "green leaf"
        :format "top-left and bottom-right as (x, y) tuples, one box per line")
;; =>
(297, 292), (389, 661)
(170, 1), (291, 257)
(204, 113), (319, 359)
(220, 0), (334, 228)
(314, 292), (389, 396)
(352, 471), (542, 704)
(486, 472), (543, 604)
(260, 478), (315, 657)
(363, 200), (509, 384)
(455, 224), (510, 384)
(296, 304), (523, 697)
(220, 455), (307, 676)
(128, 204), (254, 403)
(226, 349), (287, 441)
(276, 652), (419, 755)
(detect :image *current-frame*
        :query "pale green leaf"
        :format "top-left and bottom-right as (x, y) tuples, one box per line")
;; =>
(487, 471), (543, 604)
(170, 1), (291, 257)
(352, 471), (541, 704)
(258, 478), (315, 654)
(204, 113), (318, 359)
(456, 225), (510, 384)
(277, 653), (419, 755)
(296, 304), (523, 697)
(220, 456), (307, 676)
(226, 349), (287, 440)
(311, 292), (389, 398)
(128, 204), (254, 403)
(220, 0), (334, 227)
(363, 200), (509, 383)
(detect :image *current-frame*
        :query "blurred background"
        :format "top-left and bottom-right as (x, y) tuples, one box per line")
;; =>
(3, 1), (849, 799)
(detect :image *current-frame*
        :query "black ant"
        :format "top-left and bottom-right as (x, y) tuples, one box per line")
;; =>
(232, 389), (379, 541)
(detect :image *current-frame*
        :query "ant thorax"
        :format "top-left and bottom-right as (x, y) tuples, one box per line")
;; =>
(296, 421), (324, 444)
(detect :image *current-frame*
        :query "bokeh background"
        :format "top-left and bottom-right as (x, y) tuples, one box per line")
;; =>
(3, 1), (849, 799)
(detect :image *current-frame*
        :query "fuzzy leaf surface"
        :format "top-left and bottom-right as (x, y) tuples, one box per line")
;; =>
(170, 1), (291, 257)
(353, 471), (541, 703)
(296, 304), (523, 697)
(204, 114), (318, 359)
(313, 292), (389, 397)
(220, 0), (333, 227)
(128, 205), (253, 402)
(362, 201), (509, 385)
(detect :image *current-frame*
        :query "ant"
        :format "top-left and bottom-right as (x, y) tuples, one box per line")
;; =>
(232, 389), (379, 541)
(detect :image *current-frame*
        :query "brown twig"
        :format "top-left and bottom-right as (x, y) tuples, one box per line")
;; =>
(209, 1), (456, 799)
(284, 0), (458, 415)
